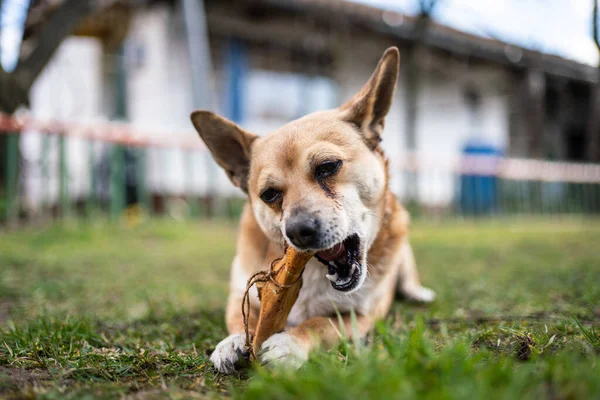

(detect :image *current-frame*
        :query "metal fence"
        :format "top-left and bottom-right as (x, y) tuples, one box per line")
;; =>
(2, 112), (600, 226)
(397, 153), (600, 218)
(0, 112), (233, 224)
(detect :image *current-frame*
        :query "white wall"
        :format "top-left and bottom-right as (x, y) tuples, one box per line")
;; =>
(125, 4), (249, 198)
(24, 36), (104, 210)
(126, 5), (199, 197)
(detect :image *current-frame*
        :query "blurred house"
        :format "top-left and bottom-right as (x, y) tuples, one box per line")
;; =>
(23, 0), (600, 210)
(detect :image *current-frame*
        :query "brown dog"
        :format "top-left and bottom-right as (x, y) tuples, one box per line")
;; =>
(191, 47), (435, 373)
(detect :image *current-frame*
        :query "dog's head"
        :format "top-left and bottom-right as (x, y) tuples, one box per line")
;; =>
(191, 47), (399, 293)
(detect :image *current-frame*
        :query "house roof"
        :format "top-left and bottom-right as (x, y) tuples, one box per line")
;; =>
(259, 0), (599, 83)
(25, 0), (597, 83)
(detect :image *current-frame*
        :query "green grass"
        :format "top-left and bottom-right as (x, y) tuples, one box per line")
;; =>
(0, 218), (599, 399)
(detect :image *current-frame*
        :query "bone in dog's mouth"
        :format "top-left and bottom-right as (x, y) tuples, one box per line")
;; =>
(314, 234), (362, 292)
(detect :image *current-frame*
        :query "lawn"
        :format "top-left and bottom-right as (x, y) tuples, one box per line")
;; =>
(0, 218), (599, 399)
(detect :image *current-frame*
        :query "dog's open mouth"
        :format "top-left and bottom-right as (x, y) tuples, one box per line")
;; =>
(314, 234), (362, 292)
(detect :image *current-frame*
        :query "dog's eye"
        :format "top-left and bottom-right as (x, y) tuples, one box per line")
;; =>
(260, 188), (282, 204)
(315, 160), (342, 179)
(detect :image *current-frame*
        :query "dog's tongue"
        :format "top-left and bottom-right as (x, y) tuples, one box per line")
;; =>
(316, 242), (345, 261)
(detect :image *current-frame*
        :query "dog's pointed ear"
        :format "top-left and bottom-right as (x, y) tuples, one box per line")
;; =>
(191, 111), (257, 193)
(339, 47), (400, 149)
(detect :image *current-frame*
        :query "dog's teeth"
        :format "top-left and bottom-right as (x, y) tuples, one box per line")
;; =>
(337, 276), (352, 285)
(326, 272), (338, 282)
(350, 263), (356, 274)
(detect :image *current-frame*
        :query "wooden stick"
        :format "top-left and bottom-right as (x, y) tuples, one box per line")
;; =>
(251, 247), (314, 354)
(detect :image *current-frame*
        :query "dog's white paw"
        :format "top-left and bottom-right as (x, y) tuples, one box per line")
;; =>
(258, 332), (308, 370)
(403, 285), (436, 303)
(210, 333), (248, 374)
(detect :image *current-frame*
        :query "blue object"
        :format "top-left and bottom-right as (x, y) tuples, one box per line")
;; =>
(226, 38), (245, 124)
(459, 139), (503, 215)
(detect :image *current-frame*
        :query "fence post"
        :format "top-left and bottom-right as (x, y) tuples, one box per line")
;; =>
(58, 135), (70, 218)
(40, 134), (50, 216)
(136, 147), (149, 215)
(186, 150), (199, 218)
(110, 144), (125, 221)
(4, 133), (19, 222)
(109, 44), (128, 222)
(86, 140), (96, 217)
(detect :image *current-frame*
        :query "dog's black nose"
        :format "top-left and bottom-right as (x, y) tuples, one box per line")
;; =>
(285, 216), (320, 248)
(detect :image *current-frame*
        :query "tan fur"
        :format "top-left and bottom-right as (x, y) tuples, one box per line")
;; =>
(192, 47), (435, 373)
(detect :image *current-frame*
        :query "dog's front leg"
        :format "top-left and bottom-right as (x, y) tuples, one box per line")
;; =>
(258, 313), (374, 370)
(210, 293), (259, 374)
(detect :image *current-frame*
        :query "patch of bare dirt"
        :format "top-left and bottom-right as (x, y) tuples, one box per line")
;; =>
(0, 366), (51, 395)
(0, 299), (14, 325)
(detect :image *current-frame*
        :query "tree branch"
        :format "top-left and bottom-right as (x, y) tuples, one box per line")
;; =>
(13, 0), (96, 90)
(0, 0), (110, 112)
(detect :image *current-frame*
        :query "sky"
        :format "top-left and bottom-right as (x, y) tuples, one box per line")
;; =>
(1, 0), (598, 70)
(351, 0), (599, 66)
(0, 0), (29, 71)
